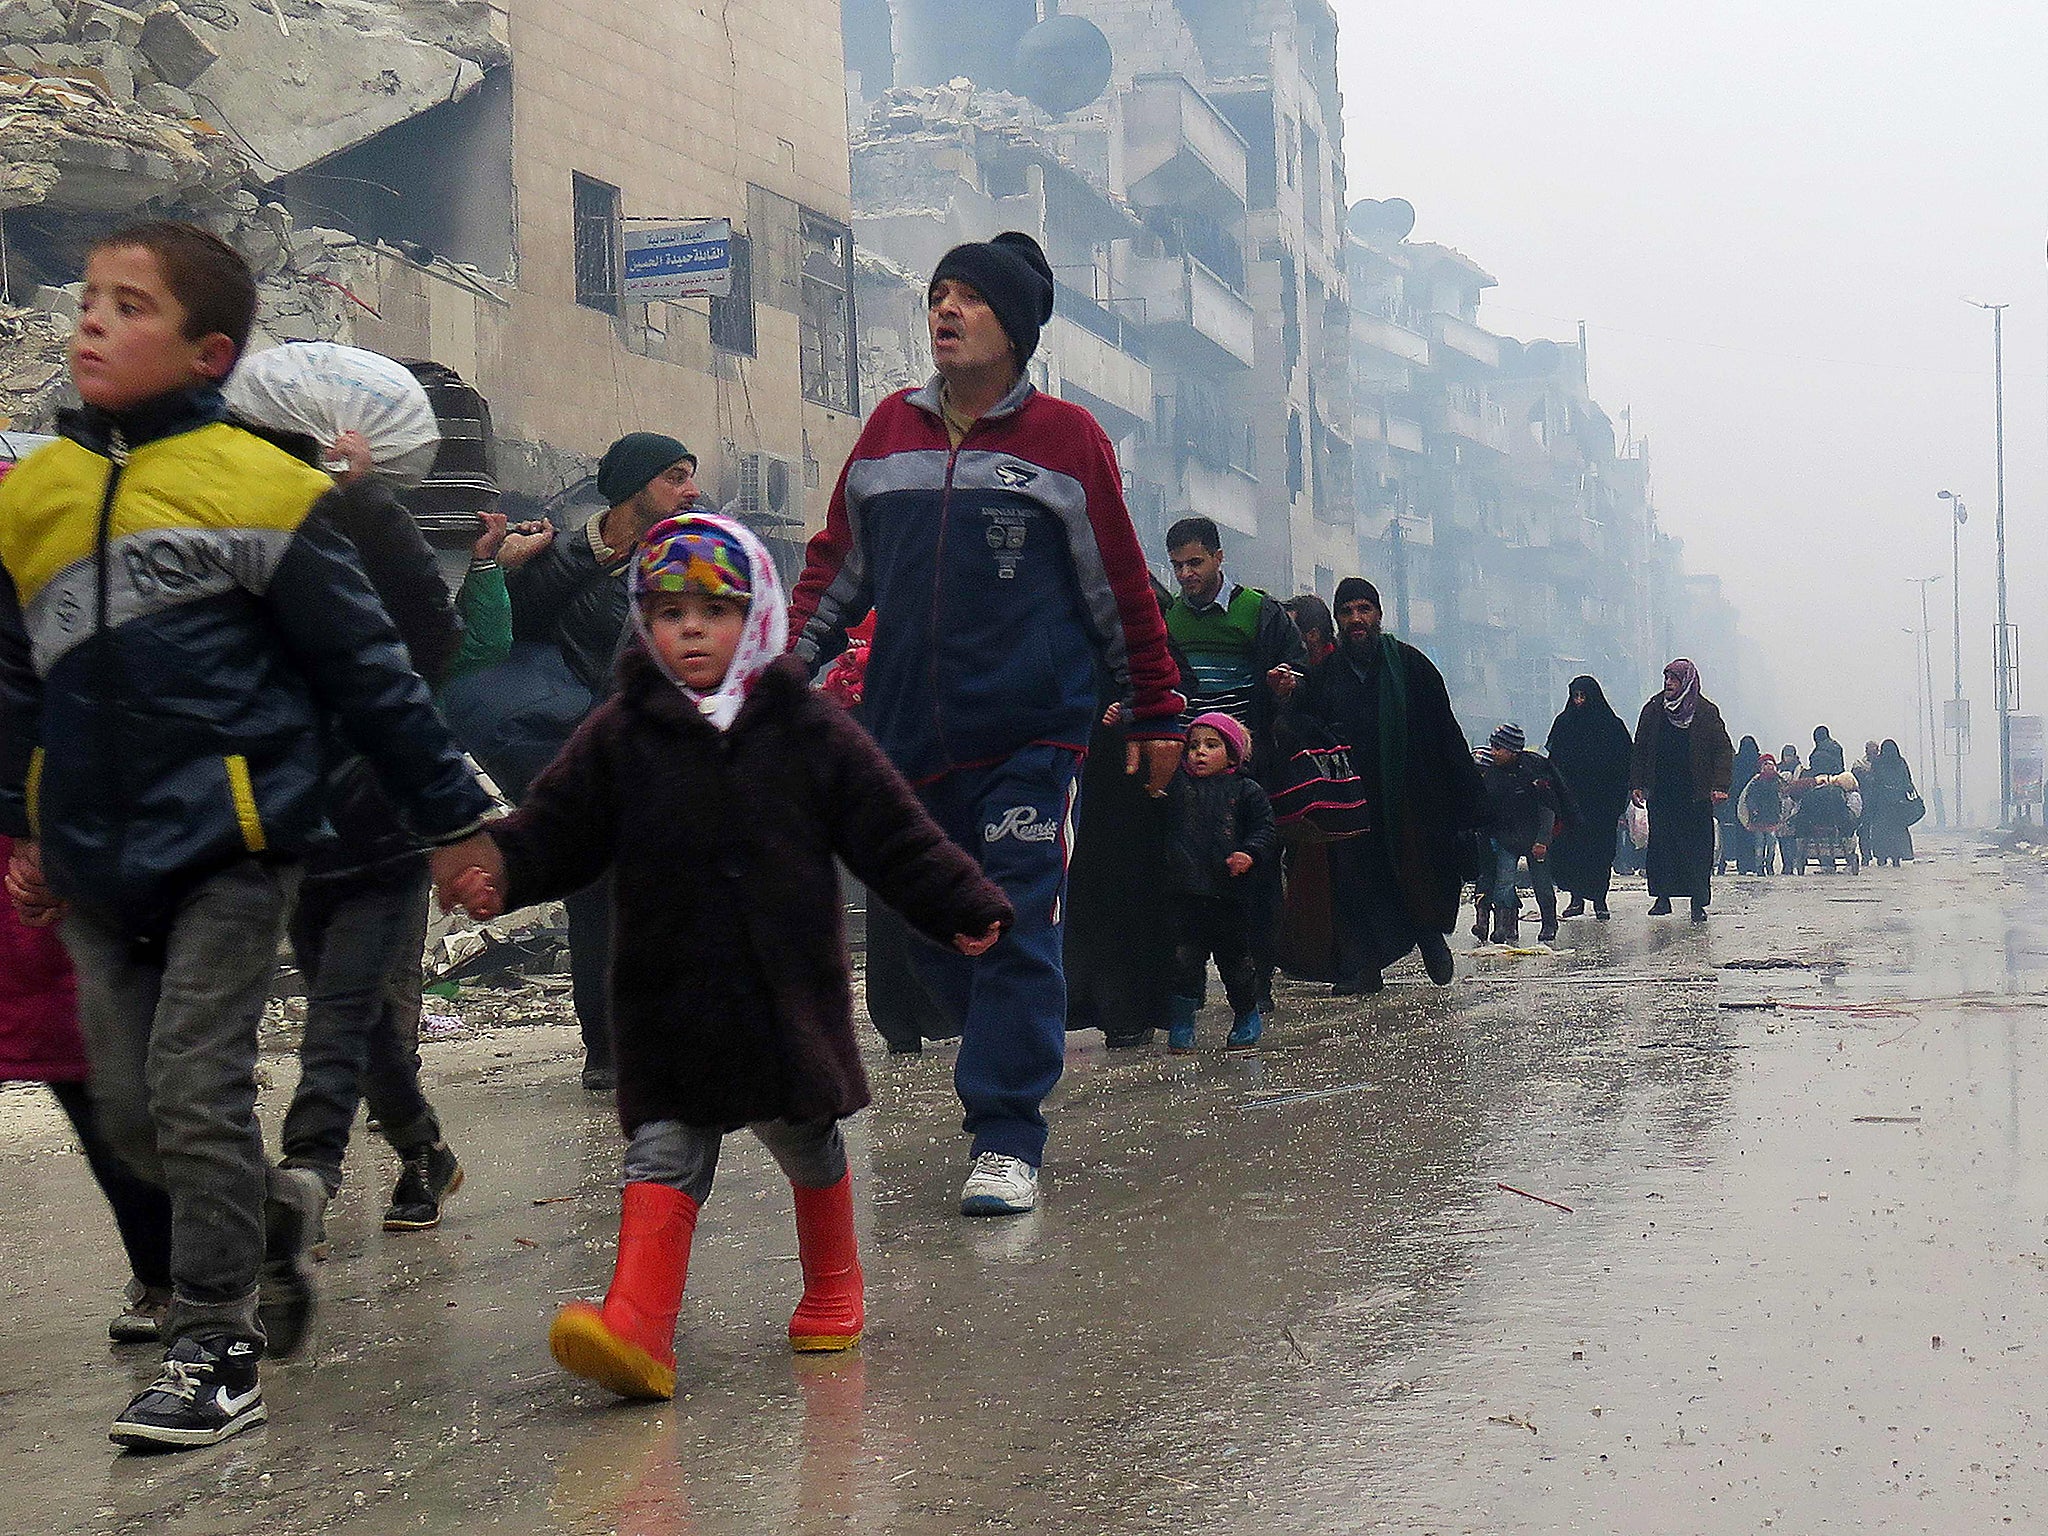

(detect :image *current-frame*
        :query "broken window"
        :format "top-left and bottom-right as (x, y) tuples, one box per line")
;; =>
(711, 233), (756, 356)
(799, 209), (856, 414)
(573, 173), (621, 316)
(1300, 125), (1323, 235)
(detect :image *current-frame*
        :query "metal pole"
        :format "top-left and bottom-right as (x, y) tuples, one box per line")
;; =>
(1971, 300), (2013, 823)
(1954, 501), (1965, 828)
(1918, 580), (1940, 809)
(1994, 305), (2012, 826)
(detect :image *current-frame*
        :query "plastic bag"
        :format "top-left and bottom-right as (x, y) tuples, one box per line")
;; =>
(1625, 800), (1650, 849)
(224, 342), (440, 484)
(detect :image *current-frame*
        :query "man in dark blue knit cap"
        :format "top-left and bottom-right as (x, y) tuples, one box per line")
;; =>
(793, 231), (1185, 1217)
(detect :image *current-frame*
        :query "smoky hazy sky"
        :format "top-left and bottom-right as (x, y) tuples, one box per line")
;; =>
(1336, 0), (2048, 819)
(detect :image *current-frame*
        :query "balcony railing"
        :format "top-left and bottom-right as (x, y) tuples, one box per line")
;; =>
(1125, 252), (1256, 368)
(1428, 310), (1502, 370)
(1054, 280), (1147, 362)
(1121, 73), (1250, 217)
(1353, 310), (1432, 367)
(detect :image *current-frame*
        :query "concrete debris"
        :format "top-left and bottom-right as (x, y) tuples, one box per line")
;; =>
(0, 0), (508, 365)
(0, 304), (70, 433)
(135, 2), (220, 89)
(0, 70), (229, 212)
(70, 0), (147, 49)
(0, 0), (69, 46)
(186, 0), (498, 179)
(859, 78), (1041, 143)
(134, 78), (194, 114)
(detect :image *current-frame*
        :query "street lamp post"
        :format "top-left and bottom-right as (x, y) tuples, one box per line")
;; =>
(1938, 491), (1969, 828)
(1907, 577), (1944, 818)
(1965, 300), (2013, 824)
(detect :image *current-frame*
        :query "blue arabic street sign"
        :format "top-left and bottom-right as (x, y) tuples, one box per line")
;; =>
(622, 219), (733, 301)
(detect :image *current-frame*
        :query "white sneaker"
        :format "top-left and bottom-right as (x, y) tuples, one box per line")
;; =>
(959, 1152), (1039, 1216)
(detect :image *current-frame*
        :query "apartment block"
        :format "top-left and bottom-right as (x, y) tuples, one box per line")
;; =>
(841, 0), (1355, 594)
(1348, 198), (1755, 734)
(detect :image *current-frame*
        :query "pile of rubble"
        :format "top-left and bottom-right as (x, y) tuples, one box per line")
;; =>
(857, 78), (1044, 145)
(0, 300), (67, 430)
(1, 0), (507, 430)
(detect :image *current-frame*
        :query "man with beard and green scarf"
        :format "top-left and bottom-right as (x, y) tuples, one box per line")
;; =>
(1287, 578), (1486, 994)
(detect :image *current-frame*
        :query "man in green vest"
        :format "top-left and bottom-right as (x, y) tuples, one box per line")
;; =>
(1163, 517), (1305, 1007)
(1164, 517), (1306, 747)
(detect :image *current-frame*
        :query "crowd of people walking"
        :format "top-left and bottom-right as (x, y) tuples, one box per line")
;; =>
(0, 220), (1925, 1459)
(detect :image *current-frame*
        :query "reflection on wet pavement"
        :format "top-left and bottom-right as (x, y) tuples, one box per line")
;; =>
(1, 835), (2044, 1532)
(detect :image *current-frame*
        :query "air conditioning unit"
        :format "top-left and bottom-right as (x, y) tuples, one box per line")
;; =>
(720, 450), (797, 524)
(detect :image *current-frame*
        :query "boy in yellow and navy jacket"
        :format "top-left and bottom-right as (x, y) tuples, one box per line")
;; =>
(0, 222), (495, 1451)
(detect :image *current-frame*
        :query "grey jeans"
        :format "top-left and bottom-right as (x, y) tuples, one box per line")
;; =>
(623, 1117), (847, 1204)
(62, 858), (300, 1348)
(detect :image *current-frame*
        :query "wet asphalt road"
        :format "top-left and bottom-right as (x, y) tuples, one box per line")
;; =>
(2, 833), (2045, 1534)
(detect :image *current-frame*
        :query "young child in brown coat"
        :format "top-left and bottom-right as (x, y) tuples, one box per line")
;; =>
(438, 513), (1010, 1400)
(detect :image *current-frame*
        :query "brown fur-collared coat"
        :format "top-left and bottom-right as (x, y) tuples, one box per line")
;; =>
(490, 650), (1012, 1133)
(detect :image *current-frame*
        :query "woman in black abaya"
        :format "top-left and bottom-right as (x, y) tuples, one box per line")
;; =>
(1546, 674), (1633, 919)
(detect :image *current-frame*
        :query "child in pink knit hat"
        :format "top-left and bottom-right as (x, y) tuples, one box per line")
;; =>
(1161, 712), (1277, 1053)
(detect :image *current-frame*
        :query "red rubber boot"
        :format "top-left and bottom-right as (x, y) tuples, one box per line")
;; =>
(788, 1173), (864, 1352)
(550, 1182), (698, 1399)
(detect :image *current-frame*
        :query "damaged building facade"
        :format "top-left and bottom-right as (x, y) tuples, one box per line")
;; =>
(0, 0), (860, 552)
(1347, 196), (1757, 731)
(841, 0), (1354, 596)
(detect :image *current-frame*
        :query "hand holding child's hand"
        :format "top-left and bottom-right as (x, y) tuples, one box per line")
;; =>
(5, 840), (62, 927)
(431, 834), (507, 920)
(1101, 701), (1124, 728)
(953, 923), (1003, 957)
(1225, 851), (1254, 877)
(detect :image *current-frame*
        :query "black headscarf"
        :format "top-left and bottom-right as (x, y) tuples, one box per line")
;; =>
(1547, 673), (1633, 821)
(1734, 735), (1762, 785)
(1549, 674), (1621, 739)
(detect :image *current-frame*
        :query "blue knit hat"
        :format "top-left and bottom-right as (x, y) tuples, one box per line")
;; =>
(1490, 722), (1526, 753)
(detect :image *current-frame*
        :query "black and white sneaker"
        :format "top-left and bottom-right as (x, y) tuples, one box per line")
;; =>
(110, 1335), (265, 1450)
(259, 1166), (326, 1360)
(383, 1142), (463, 1231)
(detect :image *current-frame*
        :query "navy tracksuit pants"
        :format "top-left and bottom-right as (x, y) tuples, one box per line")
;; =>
(907, 744), (1081, 1168)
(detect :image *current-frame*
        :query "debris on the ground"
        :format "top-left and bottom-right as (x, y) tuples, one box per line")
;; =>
(1496, 1182), (1573, 1213)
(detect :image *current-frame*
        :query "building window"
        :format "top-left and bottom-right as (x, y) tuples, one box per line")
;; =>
(573, 172), (620, 315)
(710, 232), (756, 356)
(799, 209), (856, 413)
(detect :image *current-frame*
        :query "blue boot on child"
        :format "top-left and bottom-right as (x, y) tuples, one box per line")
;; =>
(1224, 1009), (1264, 1054)
(1167, 995), (1200, 1055)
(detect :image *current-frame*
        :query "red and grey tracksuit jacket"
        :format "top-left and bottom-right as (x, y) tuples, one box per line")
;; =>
(790, 375), (1184, 786)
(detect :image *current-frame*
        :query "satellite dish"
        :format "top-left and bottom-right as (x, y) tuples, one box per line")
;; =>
(1014, 16), (1112, 115)
(1346, 197), (1415, 242)
(1522, 338), (1562, 376)
(1495, 336), (1525, 370)
(765, 455), (790, 514)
